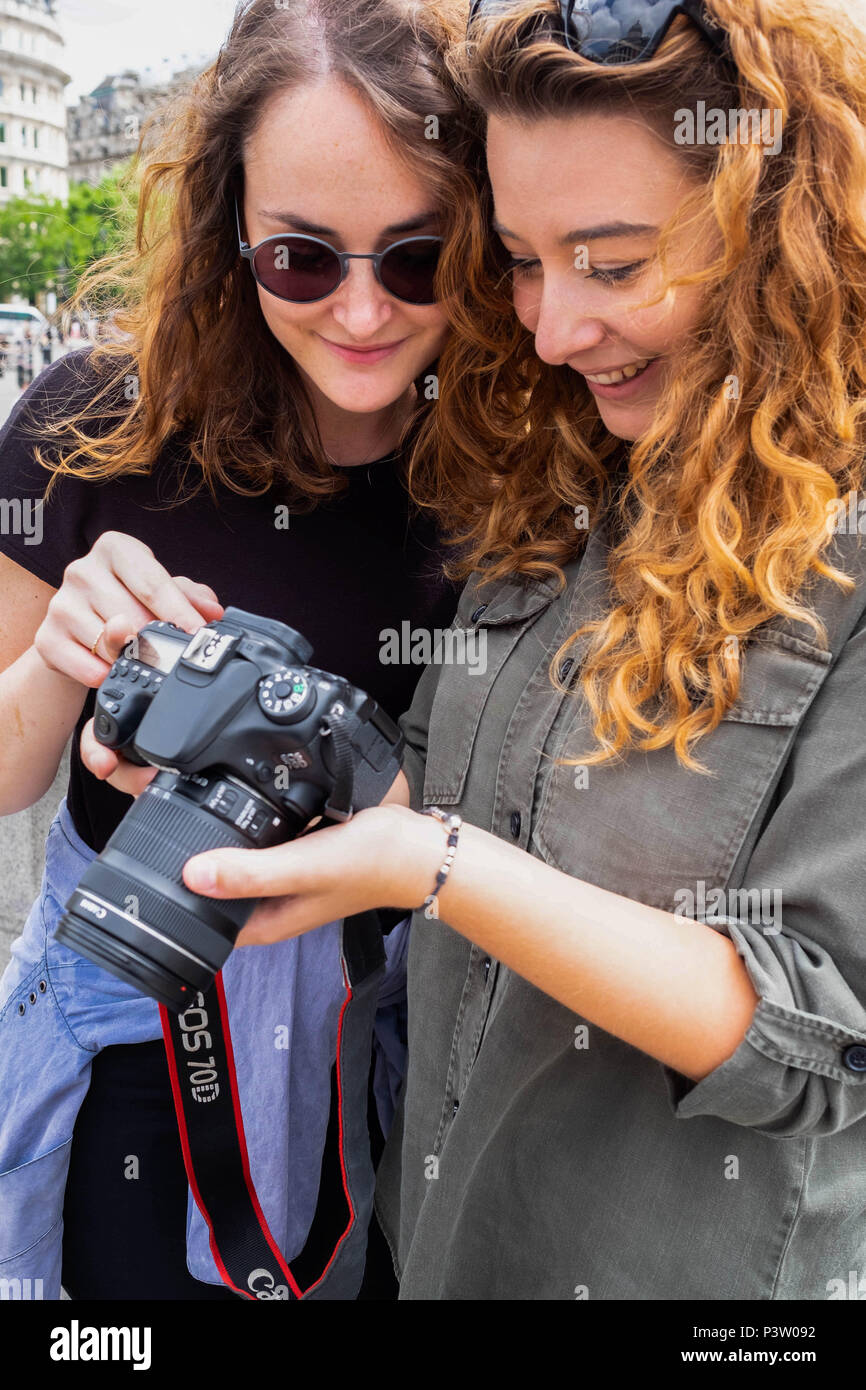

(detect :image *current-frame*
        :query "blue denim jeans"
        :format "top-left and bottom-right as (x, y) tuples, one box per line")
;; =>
(0, 799), (408, 1299)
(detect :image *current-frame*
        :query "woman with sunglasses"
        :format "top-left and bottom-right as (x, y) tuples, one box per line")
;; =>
(0, 0), (472, 1300)
(124, 0), (866, 1298)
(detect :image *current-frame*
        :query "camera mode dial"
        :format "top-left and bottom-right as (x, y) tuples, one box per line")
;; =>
(258, 668), (315, 723)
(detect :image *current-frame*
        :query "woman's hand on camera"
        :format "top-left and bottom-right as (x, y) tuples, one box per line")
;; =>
(181, 803), (434, 946)
(79, 715), (158, 797)
(33, 530), (224, 688)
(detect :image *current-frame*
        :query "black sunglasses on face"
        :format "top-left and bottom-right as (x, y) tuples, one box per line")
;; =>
(467, 0), (732, 65)
(234, 197), (443, 306)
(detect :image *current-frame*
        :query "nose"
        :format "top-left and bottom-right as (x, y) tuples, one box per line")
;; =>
(529, 274), (608, 368)
(329, 256), (394, 338)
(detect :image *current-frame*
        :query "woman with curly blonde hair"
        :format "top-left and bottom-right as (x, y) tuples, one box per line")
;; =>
(87, 0), (866, 1298)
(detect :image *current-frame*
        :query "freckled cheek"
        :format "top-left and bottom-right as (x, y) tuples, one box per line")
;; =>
(410, 306), (450, 350)
(613, 287), (677, 357)
(646, 276), (708, 351)
(628, 313), (667, 358)
(256, 292), (325, 348)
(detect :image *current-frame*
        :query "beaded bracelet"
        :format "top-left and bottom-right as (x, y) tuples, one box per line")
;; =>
(418, 806), (462, 919)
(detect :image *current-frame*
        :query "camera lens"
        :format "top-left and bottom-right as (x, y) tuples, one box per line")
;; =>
(56, 770), (299, 1010)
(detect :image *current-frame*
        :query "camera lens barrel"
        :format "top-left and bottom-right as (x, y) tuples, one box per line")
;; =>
(57, 771), (294, 1010)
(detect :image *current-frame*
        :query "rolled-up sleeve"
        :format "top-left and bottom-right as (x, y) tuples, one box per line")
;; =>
(663, 619), (866, 1136)
(397, 622), (453, 810)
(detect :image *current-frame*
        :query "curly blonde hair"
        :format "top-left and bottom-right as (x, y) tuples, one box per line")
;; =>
(408, 0), (866, 771)
(24, 0), (477, 512)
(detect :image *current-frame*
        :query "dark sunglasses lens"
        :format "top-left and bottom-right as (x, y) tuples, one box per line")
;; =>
(252, 237), (342, 302)
(379, 239), (441, 304)
(563, 0), (674, 62)
(469, 0), (674, 63)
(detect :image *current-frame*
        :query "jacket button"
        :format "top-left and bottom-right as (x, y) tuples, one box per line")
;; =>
(510, 810), (521, 838)
(452, 1099), (460, 1115)
(841, 1044), (866, 1072)
(470, 605), (488, 623)
(559, 658), (574, 680)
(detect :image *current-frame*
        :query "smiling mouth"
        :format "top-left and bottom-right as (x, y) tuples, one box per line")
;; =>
(321, 337), (406, 354)
(582, 356), (659, 385)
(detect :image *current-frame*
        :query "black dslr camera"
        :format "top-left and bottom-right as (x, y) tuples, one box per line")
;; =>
(56, 607), (404, 1011)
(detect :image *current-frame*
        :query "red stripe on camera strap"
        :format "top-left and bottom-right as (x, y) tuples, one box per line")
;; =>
(160, 973), (354, 1300)
(159, 910), (386, 1301)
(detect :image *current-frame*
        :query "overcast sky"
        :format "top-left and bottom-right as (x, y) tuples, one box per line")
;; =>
(58, 0), (240, 102)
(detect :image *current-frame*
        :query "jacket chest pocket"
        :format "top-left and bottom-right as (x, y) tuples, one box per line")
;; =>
(422, 581), (558, 807)
(531, 629), (833, 909)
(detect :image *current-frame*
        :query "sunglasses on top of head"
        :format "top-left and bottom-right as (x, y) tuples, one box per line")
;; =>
(234, 196), (443, 306)
(466, 0), (734, 66)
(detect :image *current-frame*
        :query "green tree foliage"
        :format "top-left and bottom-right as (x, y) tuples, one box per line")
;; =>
(0, 162), (138, 306)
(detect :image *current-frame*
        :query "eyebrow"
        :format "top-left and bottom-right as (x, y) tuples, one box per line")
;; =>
(492, 217), (659, 244)
(258, 209), (441, 238)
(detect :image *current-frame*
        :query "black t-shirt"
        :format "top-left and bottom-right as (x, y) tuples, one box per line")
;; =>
(0, 348), (462, 852)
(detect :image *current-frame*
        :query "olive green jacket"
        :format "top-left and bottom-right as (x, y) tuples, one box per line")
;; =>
(375, 514), (866, 1300)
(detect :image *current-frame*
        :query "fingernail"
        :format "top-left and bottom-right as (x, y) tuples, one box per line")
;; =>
(187, 859), (217, 891)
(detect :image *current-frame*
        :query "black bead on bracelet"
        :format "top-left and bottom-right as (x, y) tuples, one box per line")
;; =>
(418, 806), (462, 919)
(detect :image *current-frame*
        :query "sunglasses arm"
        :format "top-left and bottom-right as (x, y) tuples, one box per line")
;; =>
(234, 195), (250, 253)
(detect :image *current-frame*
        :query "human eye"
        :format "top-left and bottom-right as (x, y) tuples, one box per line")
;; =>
(283, 240), (333, 273)
(507, 255), (542, 278)
(586, 261), (646, 285)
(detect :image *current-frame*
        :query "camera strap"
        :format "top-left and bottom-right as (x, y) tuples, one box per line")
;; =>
(159, 909), (387, 1300)
(320, 708), (355, 822)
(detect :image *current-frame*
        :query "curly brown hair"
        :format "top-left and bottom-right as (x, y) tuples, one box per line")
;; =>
(407, 0), (866, 771)
(26, 0), (479, 512)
